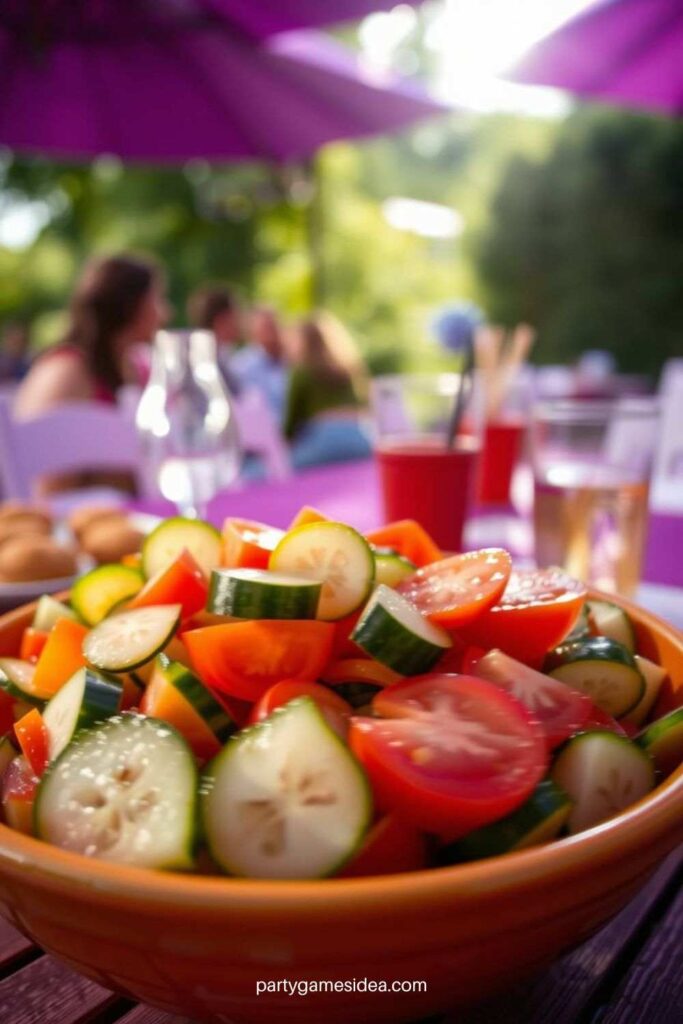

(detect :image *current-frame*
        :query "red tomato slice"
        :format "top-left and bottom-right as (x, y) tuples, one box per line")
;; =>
(322, 657), (403, 689)
(221, 518), (284, 570)
(365, 520), (442, 568)
(14, 707), (48, 777)
(19, 628), (49, 663)
(1, 756), (37, 834)
(331, 610), (363, 659)
(338, 815), (428, 877)
(129, 549), (207, 620)
(349, 674), (547, 837)
(584, 704), (629, 737)
(473, 649), (593, 750)
(249, 679), (352, 737)
(458, 567), (587, 666)
(397, 548), (512, 628)
(182, 620), (334, 702)
(0, 689), (15, 737)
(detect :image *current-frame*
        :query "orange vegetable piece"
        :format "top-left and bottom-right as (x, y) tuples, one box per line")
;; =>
(32, 618), (88, 699)
(14, 707), (48, 777)
(365, 520), (442, 567)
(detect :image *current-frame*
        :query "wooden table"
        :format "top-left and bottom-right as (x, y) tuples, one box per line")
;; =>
(1, 848), (680, 1024)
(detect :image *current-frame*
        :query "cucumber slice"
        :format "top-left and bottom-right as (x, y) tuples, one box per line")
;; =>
(32, 595), (79, 631)
(351, 584), (451, 675)
(0, 658), (51, 707)
(201, 697), (372, 878)
(71, 564), (144, 626)
(587, 599), (635, 653)
(208, 568), (321, 620)
(43, 668), (123, 762)
(142, 517), (221, 579)
(372, 547), (417, 588)
(440, 779), (572, 863)
(269, 522), (375, 621)
(563, 603), (591, 643)
(636, 708), (683, 778)
(625, 656), (668, 727)
(544, 637), (644, 718)
(36, 713), (197, 868)
(83, 605), (181, 673)
(551, 730), (654, 833)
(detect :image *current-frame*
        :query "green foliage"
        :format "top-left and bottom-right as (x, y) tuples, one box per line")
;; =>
(475, 108), (683, 374)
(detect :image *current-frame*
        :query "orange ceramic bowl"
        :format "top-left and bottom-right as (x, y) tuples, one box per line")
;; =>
(0, 592), (682, 1024)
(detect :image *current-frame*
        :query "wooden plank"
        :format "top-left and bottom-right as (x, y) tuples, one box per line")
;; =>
(448, 849), (683, 1024)
(599, 881), (683, 1024)
(114, 1006), (192, 1024)
(0, 955), (119, 1024)
(0, 920), (34, 976)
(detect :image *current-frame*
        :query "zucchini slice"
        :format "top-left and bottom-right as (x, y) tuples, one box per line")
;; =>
(71, 564), (144, 626)
(625, 656), (668, 727)
(351, 584), (451, 675)
(83, 604), (181, 673)
(208, 568), (322, 620)
(269, 522), (375, 621)
(142, 516), (221, 579)
(440, 779), (572, 862)
(636, 707), (683, 778)
(43, 667), (123, 762)
(544, 636), (644, 718)
(0, 658), (50, 707)
(142, 656), (236, 761)
(201, 697), (372, 878)
(551, 730), (654, 833)
(32, 595), (79, 631)
(36, 713), (197, 868)
(372, 548), (416, 589)
(587, 599), (636, 653)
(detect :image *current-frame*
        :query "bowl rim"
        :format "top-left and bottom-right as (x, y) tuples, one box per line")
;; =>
(1, 588), (682, 913)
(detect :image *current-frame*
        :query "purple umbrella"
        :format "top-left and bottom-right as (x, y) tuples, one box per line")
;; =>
(508, 0), (683, 116)
(0, 2), (441, 162)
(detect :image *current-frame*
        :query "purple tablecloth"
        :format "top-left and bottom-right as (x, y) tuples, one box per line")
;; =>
(133, 459), (683, 589)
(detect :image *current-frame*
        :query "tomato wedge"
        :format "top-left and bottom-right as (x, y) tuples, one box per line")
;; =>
(458, 567), (587, 666)
(473, 649), (593, 750)
(183, 620), (334, 702)
(14, 707), (48, 777)
(289, 506), (329, 529)
(349, 674), (547, 837)
(221, 518), (284, 570)
(32, 618), (88, 699)
(398, 548), (512, 628)
(338, 815), (428, 877)
(129, 549), (208, 620)
(0, 689), (15, 737)
(19, 628), (49, 663)
(249, 679), (352, 737)
(366, 520), (442, 568)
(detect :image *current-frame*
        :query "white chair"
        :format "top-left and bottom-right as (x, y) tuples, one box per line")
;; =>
(651, 380), (683, 513)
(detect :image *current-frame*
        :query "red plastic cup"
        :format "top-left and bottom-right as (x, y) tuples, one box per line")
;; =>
(376, 436), (479, 552)
(477, 418), (526, 505)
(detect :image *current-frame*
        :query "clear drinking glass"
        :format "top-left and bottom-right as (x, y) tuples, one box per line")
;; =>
(136, 330), (241, 518)
(531, 398), (659, 596)
(370, 373), (483, 551)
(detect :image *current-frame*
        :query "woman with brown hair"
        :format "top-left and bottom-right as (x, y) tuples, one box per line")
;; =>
(15, 254), (169, 417)
(284, 312), (371, 468)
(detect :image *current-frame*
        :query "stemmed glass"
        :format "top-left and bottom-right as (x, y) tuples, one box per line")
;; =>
(136, 330), (241, 519)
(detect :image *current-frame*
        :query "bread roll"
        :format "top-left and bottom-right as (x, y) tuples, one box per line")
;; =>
(80, 519), (144, 564)
(0, 503), (52, 529)
(68, 505), (126, 540)
(0, 515), (52, 547)
(0, 536), (78, 582)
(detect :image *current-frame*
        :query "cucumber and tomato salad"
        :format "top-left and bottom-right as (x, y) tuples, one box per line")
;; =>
(0, 507), (679, 881)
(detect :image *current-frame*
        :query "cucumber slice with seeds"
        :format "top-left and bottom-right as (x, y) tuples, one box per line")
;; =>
(372, 548), (416, 588)
(269, 522), (374, 621)
(351, 584), (451, 675)
(544, 636), (644, 718)
(208, 568), (322, 620)
(32, 595), (79, 631)
(439, 779), (572, 863)
(201, 697), (372, 878)
(0, 658), (50, 706)
(71, 564), (144, 626)
(43, 667), (122, 762)
(551, 730), (654, 834)
(636, 708), (683, 778)
(84, 605), (181, 673)
(36, 713), (197, 868)
(142, 517), (221, 579)
(587, 599), (635, 653)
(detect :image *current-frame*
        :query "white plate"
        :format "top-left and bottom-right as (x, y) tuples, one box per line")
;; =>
(0, 553), (96, 606)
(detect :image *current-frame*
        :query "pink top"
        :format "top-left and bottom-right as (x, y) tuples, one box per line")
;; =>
(41, 345), (116, 404)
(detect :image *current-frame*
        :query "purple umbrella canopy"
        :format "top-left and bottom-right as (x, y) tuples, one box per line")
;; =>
(509, 0), (683, 116)
(0, 0), (441, 162)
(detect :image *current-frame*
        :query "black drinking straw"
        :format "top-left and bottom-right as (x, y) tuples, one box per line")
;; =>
(446, 337), (474, 449)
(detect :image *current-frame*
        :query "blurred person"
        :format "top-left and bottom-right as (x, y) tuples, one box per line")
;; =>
(284, 312), (371, 469)
(231, 305), (288, 418)
(187, 284), (242, 394)
(0, 322), (32, 382)
(15, 254), (168, 418)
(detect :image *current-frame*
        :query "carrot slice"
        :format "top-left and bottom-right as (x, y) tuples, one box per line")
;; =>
(289, 506), (329, 529)
(14, 707), (48, 777)
(32, 618), (88, 699)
